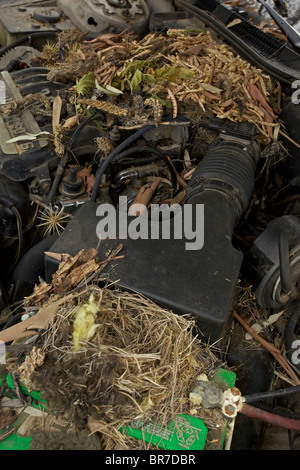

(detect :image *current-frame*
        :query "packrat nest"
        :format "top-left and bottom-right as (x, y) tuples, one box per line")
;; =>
(17, 281), (219, 449)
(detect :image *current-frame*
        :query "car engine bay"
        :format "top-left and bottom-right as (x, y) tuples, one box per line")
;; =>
(0, 0), (300, 451)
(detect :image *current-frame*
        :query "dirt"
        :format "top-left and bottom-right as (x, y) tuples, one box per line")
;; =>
(29, 430), (102, 450)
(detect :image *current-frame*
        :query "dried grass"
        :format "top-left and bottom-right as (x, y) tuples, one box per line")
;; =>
(20, 284), (218, 449)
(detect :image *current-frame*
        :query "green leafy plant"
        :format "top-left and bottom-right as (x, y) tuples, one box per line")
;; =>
(76, 72), (95, 97)
(110, 59), (194, 95)
(75, 72), (95, 116)
(154, 65), (194, 82)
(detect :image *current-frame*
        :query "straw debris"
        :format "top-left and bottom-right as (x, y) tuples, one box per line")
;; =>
(41, 28), (283, 144)
(15, 250), (219, 449)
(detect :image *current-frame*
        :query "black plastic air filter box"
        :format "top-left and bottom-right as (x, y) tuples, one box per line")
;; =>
(45, 192), (243, 345)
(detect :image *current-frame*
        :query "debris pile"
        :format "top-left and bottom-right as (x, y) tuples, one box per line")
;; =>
(0, 15), (299, 451)
(1, 249), (219, 450)
(40, 28), (282, 143)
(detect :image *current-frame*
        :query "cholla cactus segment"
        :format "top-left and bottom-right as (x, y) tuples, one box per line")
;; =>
(37, 206), (70, 236)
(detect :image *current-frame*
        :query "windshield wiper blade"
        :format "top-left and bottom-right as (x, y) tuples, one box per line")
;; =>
(257, 0), (300, 50)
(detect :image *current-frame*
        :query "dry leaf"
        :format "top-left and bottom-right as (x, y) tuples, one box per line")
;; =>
(52, 93), (62, 130)
(62, 115), (79, 130)
(52, 259), (99, 292)
(199, 83), (223, 94)
(227, 18), (243, 28)
(24, 248), (99, 307)
(0, 293), (76, 343)
(52, 92), (64, 155)
(23, 281), (52, 307)
(248, 83), (275, 117)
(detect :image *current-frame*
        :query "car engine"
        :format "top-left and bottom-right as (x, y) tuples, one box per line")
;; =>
(0, 0), (300, 451)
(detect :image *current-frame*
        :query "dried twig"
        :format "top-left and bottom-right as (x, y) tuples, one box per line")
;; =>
(234, 311), (300, 385)
(0, 427), (17, 443)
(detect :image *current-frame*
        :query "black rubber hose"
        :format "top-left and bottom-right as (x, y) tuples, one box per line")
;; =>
(7, 233), (59, 307)
(106, 146), (178, 189)
(0, 31), (58, 57)
(279, 227), (293, 294)
(244, 384), (300, 403)
(67, 112), (98, 150)
(96, 155), (159, 167)
(47, 112), (98, 203)
(185, 140), (259, 221)
(46, 153), (68, 204)
(90, 125), (156, 202)
(12, 233), (58, 285)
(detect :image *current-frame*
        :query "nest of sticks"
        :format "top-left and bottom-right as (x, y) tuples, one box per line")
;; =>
(15, 250), (219, 449)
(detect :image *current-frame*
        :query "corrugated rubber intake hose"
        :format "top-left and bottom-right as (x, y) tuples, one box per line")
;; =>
(185, 139), (260, 224)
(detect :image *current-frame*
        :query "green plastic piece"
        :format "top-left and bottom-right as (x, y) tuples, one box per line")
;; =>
(123, 368), (236, 450)
(0, 371), (45, 450)
(213, 368), (236, 389)
(0, 432), (31, 451)
(123, 414), (208, 450)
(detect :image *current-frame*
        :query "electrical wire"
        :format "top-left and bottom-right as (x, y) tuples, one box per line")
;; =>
(0, 200), (24, 272)
(244, 384), (300, 403)
(0, 31), (58, 58)
(9, 205), (23, 271)
(240, 403), (300, 431)
(289, 430), (300, 450)
(1, 309), (23, 331)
